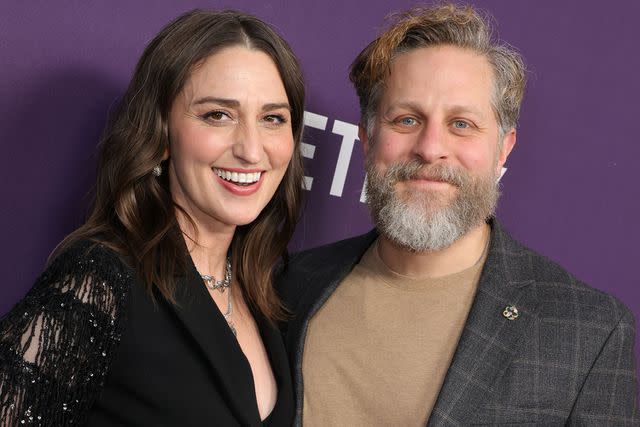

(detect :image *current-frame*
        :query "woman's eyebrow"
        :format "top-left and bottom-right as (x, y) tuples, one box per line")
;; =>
(262, 102), (291, 112)
(192, 97), (239, 107)
(191, 97), (290, 112)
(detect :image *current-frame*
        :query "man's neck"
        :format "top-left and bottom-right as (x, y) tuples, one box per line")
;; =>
(377, 222), (491, 278)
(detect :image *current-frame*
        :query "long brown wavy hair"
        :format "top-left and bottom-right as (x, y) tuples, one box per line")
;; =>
(56, 10), (305, 322)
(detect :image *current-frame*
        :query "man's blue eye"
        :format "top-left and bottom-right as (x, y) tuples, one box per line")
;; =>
(400, 117), (416, 125)
(453, 120), (469, 129)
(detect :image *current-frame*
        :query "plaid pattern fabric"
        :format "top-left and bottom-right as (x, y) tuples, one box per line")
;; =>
(277, 220), (638, 426)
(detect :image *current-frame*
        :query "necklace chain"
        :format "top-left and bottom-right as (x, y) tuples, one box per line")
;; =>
(222, 289), (236, 336)
(200, 257), (232, 293)
(199, 257), (236, 336)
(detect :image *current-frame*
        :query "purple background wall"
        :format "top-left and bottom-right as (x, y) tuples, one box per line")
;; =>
(1, 1), (638, 390)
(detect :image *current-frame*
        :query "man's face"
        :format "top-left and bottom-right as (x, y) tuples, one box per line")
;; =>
(362, 45), (516, 251)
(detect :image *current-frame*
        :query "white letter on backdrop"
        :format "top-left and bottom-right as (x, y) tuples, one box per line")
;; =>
(301, 111), (328, 190)
(330, 120), (359, 197)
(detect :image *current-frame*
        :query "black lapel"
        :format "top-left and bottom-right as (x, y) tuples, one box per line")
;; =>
(428, 220), (540, 425)
(170, 261), (261, 426)
(285, 230), (379, 350)
(262, 318), (293, 397)
(258, 315), (294, 422)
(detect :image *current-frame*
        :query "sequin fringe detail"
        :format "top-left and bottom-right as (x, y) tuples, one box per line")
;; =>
(0, 241), (132, 426)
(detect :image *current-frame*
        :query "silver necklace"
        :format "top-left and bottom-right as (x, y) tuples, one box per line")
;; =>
(200, 257), (232, 293)
(199, 257), (236, 336)
(222, 289), (237, 336)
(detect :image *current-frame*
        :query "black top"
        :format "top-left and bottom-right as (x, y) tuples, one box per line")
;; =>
(88, 256), (293, 427)
(0, 241), (292, 426)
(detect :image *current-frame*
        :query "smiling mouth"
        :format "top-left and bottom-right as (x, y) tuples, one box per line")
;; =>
(213, 168), (262, 186)
(410, 177), (449, 184)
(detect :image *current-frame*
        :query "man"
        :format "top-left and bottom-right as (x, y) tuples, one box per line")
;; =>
(278, 4), (638, 426)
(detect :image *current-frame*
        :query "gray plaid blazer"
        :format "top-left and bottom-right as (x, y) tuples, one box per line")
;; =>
(277, 220), (639, 426)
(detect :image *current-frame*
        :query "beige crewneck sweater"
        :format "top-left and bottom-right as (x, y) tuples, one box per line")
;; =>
(302, 240), (486, 426)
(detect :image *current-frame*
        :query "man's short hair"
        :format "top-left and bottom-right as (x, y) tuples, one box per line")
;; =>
(349, 3), (526, 140)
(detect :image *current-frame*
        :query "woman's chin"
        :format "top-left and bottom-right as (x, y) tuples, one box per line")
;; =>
(224, 211), (263, 227)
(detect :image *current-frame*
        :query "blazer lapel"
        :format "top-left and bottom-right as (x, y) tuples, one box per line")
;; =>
(428, 221), (540, 425)
(260, 317), (293, 397)
(283, 230), (378, 425)
(170, 263), (261, 426)
(258, 315), (294, 421)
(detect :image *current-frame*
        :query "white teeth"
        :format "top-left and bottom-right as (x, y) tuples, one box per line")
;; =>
(213, 168), (261, 184)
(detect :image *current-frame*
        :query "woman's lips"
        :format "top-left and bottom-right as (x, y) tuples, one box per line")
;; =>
(213, 167), (264, 196)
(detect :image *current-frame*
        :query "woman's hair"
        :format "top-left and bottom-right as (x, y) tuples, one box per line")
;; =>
(56, 10), (305, 322)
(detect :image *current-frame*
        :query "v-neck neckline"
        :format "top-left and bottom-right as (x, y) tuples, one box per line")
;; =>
(172, 254), (286, 424)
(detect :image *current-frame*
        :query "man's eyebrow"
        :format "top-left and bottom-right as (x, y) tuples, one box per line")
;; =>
(389, 101), (423, 112)
(447, 104), (485, 117)
(387, 101), (486, 117)
(191, 97), (290, 112)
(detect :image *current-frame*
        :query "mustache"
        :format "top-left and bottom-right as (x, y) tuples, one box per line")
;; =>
(385, 160), (466, 188)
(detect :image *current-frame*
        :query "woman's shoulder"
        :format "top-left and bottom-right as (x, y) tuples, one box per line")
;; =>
(42, 238), (134, 289)
(49, 238), (132, 276)
(3, 238), (136, 331)
(0, 239), (136, 425)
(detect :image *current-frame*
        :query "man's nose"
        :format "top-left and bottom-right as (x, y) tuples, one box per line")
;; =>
(411, 123), (449, 163)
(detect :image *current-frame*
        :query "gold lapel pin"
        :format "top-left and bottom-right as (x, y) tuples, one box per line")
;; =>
(503, 305), (519, 320)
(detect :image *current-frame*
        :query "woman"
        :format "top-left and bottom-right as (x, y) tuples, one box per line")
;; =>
(0, 9), (304, 426)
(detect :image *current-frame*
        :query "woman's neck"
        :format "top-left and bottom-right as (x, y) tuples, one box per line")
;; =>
(176, 208), (235, 279)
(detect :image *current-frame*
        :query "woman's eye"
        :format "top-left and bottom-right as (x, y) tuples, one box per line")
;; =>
(264, 114), (287, 125)
(203, 111), (230, 121)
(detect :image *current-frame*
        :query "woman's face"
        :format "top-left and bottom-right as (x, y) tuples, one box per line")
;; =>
(167, 46), (294, 230)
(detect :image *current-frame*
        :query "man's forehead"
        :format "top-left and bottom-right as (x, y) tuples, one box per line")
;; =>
(390, 46), (492, 83)
(382, 46), (494, 110)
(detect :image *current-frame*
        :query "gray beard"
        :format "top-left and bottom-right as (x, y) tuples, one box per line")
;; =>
(365, 157), (499, 252)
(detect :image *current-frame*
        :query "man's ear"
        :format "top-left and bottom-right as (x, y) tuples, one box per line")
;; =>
(359, 124), (370, 157)
(497, 127), (516, 175)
